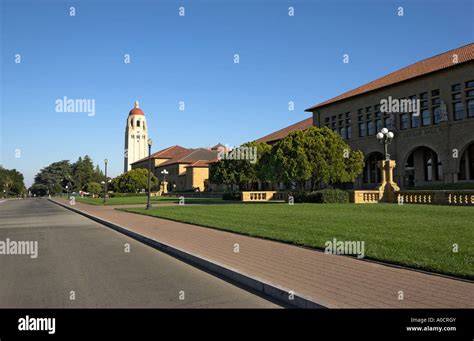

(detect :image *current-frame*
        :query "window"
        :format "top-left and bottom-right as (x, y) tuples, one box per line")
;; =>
(384, 116), (394, 129)
(345, 112), (351, 118)
(366, 113), (372, 120)
(137, 120), (140, 127)
(420, 92), (428, 99)
(346, 118), (351, 125)
(453, 102), (464, 121)
(347, 126), (352, 139)
(409, 95), (417, 100)
(452, 93), (462, 100)
(374, 104), (380, 111)
(433, 107), (441, 124)
(420, 100), (428, 107)
(367, 121), (375, 135)
(432, 98), (441, 105)
(468, 99), (474, 118)
(340, 127), (347, 139)
(431, 89), (440, 97)
(357, 109), (363, 115)
(366, 106), (372, 112)
(375, 111), (381, 118)
(358, 115), (363, 122)
(338, 113), (343, 119)
(359, 122), (366, 137)
(466, 90), (474, 97)
(400, 114), (409, 130)
(452, 84), (461, 92)
(466, 80), (474, 88)
(375, 119), (383, 132)
(331, 115), (336, 121)
(411, 113), (420, 128)
(421, 109), (431, 126)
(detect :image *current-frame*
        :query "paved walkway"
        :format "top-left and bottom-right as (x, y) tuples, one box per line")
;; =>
(52, 199), (473, 308)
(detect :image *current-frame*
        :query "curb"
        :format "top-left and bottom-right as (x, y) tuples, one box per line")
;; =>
(49, 199), (328, 309)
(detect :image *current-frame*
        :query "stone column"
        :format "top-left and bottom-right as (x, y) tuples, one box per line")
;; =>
(160, 181), (168, 194)
(377, 160), (400, 203)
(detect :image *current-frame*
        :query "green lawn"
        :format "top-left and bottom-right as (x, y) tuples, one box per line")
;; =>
(75, 196), (222, 205)
(121, 203), (474, 279)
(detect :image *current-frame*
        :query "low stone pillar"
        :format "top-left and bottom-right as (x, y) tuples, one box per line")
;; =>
(377, 160), (400, 203)
(160, 181), (168, 194)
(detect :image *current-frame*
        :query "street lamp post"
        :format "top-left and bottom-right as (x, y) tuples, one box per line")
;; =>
(376, 127), (395, 161)
(161, 169), (168, 183)
(103, 159), (108, 204)
(161, 169), (169, 193)
(146, 139), (153, 210)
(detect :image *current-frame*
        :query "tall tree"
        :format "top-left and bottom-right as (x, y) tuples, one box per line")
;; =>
(111, 168), (158, 193)
(0, 166), (26, 196)
(31, 160), (72, 195)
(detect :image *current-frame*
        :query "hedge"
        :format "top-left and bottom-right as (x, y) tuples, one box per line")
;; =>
(222, 192), (241, 201)
(292, 189), (349, 203)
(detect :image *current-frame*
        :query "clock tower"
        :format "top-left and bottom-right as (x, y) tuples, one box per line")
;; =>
(124, 101), (149, 172)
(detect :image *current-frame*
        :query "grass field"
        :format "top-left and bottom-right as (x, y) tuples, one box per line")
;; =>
(121, 203), (474, 279)
(75, 196), (222, 205)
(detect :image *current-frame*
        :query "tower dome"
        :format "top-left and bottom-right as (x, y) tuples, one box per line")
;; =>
(129, 101), (144, 116)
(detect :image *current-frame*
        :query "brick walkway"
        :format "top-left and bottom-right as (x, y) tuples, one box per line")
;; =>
(52, 199), (473, 308)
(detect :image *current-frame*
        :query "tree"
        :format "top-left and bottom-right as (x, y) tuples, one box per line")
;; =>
(303, 127), (364, 189)
(270, 130), (312, 189)
(85, 182), (102, 195)
(112, 168), (158, 193)
(30, 160), (72, 195)
(71, 155), (95, 191)
(209, 141), (271, 190)
(0, 166), (26, 196)
(210, 127), (364, 191)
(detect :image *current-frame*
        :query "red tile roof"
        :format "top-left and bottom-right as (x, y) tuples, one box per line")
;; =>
(305, 43), (474, 111)
(158, 148), (220, 167)
(131, 145), (192, 164)
(186, 160), (217, 168)
(255, 117), (313, 144)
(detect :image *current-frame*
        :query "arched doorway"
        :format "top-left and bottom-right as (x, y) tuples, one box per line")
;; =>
(404, 146), (443, 187)
(458, 142), (474, 181)
(362, 152), (383, 187)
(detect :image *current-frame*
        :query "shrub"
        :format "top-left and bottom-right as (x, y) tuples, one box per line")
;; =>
(290, 189), (349, 203)
(222, 192), (241, 201)
(108, 192), (148, 198)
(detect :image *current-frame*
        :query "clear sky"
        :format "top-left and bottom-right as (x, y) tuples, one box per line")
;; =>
(1, 0), (473, 186)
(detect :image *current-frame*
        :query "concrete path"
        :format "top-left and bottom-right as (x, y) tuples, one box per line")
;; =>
(52, 198), (474, 308)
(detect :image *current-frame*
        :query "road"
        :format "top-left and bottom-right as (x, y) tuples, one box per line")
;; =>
(0, 198), (280, 308)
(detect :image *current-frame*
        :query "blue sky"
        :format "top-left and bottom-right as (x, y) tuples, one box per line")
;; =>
(1, 0), (473, 186)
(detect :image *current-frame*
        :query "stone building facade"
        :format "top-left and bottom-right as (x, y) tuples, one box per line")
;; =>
(305, 44), (474, 189)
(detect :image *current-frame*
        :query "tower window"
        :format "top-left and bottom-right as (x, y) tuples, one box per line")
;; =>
(137, 120), (140, 127)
